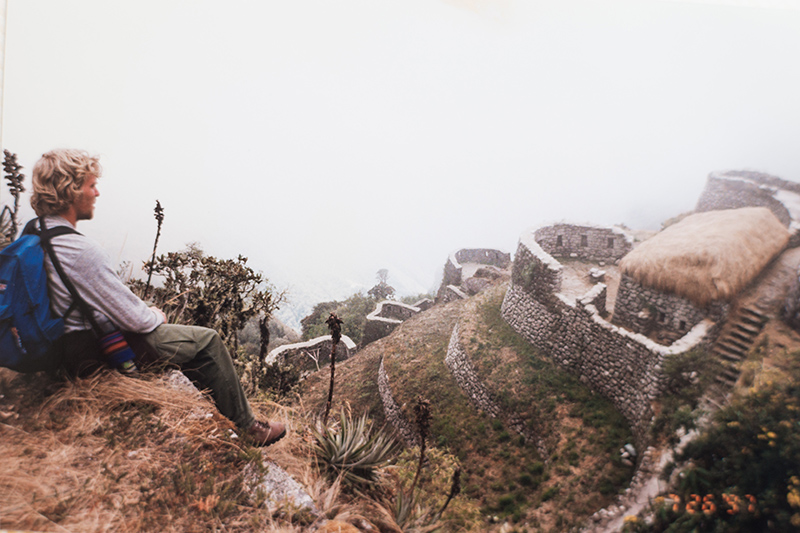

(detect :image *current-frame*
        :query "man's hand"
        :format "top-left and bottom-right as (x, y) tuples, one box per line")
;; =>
(150, 306), (167, 324)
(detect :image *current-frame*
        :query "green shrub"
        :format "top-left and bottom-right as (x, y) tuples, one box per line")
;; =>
(527, 461), (544, 475)
(646, 375), (800, 531)
(311, 410), (399, 488)
(652, 348), (721, 446)
(518, 473), (536, 487)
(301, 293), (377, 345)
(541, 486), (560, 501)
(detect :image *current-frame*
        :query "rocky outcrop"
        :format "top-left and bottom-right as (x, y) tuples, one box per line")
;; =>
(244, 459), (317, 515)
(162, 370), (316, 516)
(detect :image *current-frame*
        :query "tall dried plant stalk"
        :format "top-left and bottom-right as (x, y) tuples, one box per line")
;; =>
(409, 396), (431, 497)
(144, 200), (165, 298)
(436, 466), (461, 518)
(2, 149), (25, 242)
(323, 312), (343, 426)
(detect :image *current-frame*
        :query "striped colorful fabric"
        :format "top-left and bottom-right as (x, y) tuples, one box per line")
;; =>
(98, 330), (137, 367)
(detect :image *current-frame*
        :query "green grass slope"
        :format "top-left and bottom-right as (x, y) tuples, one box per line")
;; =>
(296, 282), (635, 531)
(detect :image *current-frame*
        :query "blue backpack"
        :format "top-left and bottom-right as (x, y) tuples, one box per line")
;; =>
(0, 219), (79, 372)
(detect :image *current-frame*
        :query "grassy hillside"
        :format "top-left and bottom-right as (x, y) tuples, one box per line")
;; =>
(623, 320), (800, 532)
(0, 369), (304, 532)
(296, 282), (635, 531)
(9, 275), (796, 532)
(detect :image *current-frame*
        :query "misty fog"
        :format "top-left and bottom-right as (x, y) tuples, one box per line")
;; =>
(2, 0), (800, 329)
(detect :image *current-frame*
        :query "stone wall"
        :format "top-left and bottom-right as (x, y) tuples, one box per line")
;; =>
(445, 323), (549, 458)
(372, 301), (419, 321)
(510, 234), (563, 301)
(442, 256), (462, 288)
(783, 266), (800, 331)
(695, 173), (792, 227)
(533, 223), (633, 263)
(378, 357), (419, 447)
(445, 323), (500, 419)
(612, 274), (729, 344)
(265, 335), (356, 375)
(362, 300), (424, 345)
(454, 248), (511, 268)
(438, 285), (468, 304)
(501, 232), (715, 446)
(438, 248), (511, 300)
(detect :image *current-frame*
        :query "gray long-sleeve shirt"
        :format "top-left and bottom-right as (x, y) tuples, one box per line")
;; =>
(41, 215), (164, 334)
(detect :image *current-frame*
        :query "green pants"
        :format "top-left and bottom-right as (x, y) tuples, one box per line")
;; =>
(55, 324), (255, 430)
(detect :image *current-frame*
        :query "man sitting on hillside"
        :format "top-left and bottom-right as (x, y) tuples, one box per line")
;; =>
(30, 148), (285, 447)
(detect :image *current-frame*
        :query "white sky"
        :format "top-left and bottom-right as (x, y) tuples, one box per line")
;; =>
(2, 0), (800, 327)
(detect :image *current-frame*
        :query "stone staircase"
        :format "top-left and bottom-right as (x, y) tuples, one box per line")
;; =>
(711, 305), (768, 386)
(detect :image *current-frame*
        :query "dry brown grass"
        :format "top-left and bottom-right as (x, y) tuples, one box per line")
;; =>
(0, 367), (388, 533)
(620, 207), (790, 306)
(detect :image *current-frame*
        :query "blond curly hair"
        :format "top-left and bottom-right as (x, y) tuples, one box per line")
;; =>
(30, 149), (102, 216)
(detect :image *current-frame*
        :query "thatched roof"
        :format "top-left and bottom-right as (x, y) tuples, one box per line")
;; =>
(619, 207), (790, 306)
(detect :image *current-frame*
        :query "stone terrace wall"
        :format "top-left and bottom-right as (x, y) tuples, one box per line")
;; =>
(454, 248), (511, 268)
(378, 358), (418, 447)
(717, 170), (800, 196)
(533, 223), (633, 263)
(439, 248), (512, 296)
(783, 267), (800, 331)
(372, 301), (419, 321)
(613, 274), (728, 344)
(501, 231), (714, 446)
(266, 335), (356, 375)
(510, 236), (563, 301)
(362, 300), (430, 346)
(439, 285), (469, 304)
(445, 323), (500, 419)
(445, 323), (549, 458)
(696, 173), (792, 227)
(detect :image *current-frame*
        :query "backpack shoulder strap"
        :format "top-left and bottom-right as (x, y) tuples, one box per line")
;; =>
(22, 218), (78, 239)
(37, 217), (104, 337)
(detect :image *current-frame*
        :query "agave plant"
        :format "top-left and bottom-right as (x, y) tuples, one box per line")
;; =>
(312, 409), (400, 488)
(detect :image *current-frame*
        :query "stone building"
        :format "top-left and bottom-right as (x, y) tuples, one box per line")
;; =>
(614, 207), (789, 344)
(266, 335), (357, 376)
(437, 248), (511, 303)
(362, 299), (432, 345)
(501, 205), (792, 445)
(533, 223), (633, 263)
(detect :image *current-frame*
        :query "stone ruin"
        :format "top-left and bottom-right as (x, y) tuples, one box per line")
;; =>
(265, 334), (357, 376)
(500, 170), (800, 445)
(275, 169), (800, 531)
(361, 298), (433, 346)
(437, 248), (511, 303)
(361, 248), (513, 345)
